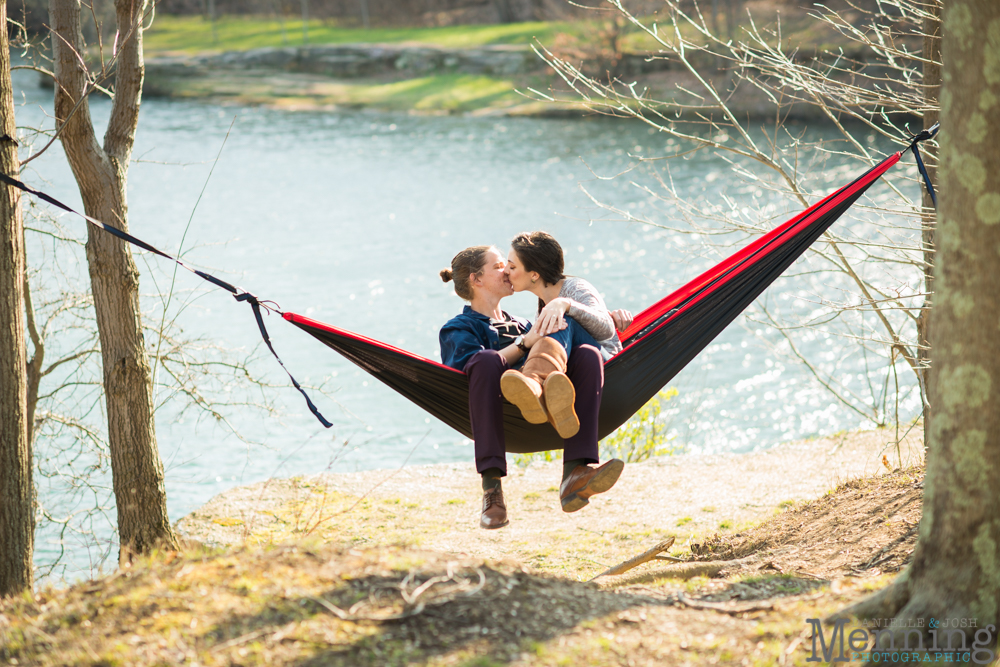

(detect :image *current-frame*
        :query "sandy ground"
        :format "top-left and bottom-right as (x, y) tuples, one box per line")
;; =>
(6, 431), (928, 667)
(176, 427), (923, 577)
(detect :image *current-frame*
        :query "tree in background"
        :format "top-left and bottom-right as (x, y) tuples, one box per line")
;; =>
(843, 0), (1000, 637)
(49, 0), (177, 562)
(0, 0), (34, 597)
(5, 8), (313, 580)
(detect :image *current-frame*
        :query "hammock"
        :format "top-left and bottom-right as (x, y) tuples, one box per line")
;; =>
(0, 127), (937, 447)
(284, 149), (909, 452)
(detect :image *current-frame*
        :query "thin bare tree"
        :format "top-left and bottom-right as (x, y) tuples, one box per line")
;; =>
(20, 203), (298, 581)
(533, 0), (940, 440)
(916, 0), (941, 448)
(843, 0), (1000, 635)
(0, 0), (34, 597)
(49, 0), (177, 561)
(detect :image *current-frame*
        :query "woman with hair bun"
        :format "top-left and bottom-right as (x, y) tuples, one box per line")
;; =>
(439, 237), (632, 530)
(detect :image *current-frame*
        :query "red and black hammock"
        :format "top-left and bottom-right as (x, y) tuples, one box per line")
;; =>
(0, 127), (937, 450)
(282, 148), (912, 451)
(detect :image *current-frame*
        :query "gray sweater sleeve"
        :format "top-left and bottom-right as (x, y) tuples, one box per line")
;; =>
(558, 277), (616, 342)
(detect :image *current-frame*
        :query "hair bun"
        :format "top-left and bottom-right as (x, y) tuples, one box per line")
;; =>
(440, 268), (454, 283)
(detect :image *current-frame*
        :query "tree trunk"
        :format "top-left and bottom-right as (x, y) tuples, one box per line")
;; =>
(493, 0), (515, 24)
(841, 0), (1000, 639)
(208, 0), (217, 43)
(917, 0), (941, 453)
(0, 0), (34, 597)
(50, 0), (177, 563)
(359, 0), (369, 30)
(300, 0), (308, 45)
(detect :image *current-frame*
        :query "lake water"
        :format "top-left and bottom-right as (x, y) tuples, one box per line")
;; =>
(11, 66), (923, 580)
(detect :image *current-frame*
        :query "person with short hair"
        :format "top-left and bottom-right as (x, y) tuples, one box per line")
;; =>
(439, 236), (632, 529)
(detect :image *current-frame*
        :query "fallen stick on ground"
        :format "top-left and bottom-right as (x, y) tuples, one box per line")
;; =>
(594, 556), (759, 588)
(589, 538), (676, 581)
(676, 592), (775, 615)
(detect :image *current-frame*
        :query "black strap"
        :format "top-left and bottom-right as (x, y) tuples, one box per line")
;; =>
(0, 171), (333, 429)
(908, 122), (939, 209)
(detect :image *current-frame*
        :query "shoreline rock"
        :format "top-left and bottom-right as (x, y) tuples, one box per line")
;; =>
(145, 43), (548, 81)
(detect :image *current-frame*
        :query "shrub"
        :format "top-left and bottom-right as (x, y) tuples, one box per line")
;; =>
(512, 387), (683, 468)
(599, 388), (683, 463)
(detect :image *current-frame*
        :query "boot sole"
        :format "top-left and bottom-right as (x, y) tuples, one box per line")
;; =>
(543, 373), (579, 439)
(561, 459), (625, 513)
(501, 372), (548, 424)
(480, 518), (510, 530)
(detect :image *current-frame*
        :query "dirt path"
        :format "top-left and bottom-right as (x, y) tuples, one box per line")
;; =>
(5, 432), (928, 667)
(176, 427), (923, 579)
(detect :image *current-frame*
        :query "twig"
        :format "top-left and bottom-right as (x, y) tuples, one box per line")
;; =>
(589, 538), (676, 580)
(210, 628), (270, 652)
(853, 524), (919, 571)
(311, 594), (426, 622)
(151, 116), (237, 397)
(595, 556), (756, 588)
(676, 592), (775, 614)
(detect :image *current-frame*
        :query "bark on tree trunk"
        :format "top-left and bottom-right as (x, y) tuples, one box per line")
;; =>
(917, 0), (941, 452)
(23, 275), (43, 445)
(50, 0), (177, 563)
(0, 0), (34, 597)
(493, 0), (515, 23)
(841, 0), (1000, 640)
(300, 0), (308, 44)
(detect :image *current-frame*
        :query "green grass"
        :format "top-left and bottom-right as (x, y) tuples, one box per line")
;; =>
(144, 15), (568, 54)
(347, 74), (519, 112)
(164, 71), (536, 114)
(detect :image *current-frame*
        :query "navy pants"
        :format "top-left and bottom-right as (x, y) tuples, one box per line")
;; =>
(464, 319), (603, 475)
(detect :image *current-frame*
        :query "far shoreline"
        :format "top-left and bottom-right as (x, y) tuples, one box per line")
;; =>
(130, 42), (863, 119)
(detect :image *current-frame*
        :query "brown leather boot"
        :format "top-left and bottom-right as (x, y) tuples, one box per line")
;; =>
(501, 338), (581, 437)
(500, 338), (568, 425)
(559, 459), (625, 513)
(543, 372), (579, 439)
(480, 487), (509, 529)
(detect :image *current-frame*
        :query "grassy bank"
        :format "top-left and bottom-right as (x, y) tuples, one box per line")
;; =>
(140, 9), (875, 115)
(144, 16), (567, 55)
(144, 10), (863, 58)
(155, 70), (554, 115)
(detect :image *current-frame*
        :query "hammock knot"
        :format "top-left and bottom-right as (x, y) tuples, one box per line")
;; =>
(233, 290), (280, 315)
(908, 121), (940, 148)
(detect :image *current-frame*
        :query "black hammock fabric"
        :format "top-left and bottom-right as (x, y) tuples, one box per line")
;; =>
(285, 151), (904, 452)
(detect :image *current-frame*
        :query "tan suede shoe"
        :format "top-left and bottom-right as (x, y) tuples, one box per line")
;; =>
(542, 371), (579, 439)
(480, 487), (509, 529)
(500, 371), (548, 424)
(559, 459), (625, 513)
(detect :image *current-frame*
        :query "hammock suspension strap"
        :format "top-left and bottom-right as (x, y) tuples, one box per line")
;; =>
(909, 121), (939, 209)
(0, 171), (333, 429)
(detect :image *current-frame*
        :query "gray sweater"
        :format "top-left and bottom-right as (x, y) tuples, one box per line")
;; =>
(537, 276), (623, 358)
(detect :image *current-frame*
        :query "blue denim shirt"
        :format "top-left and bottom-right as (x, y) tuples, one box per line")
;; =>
(440, 305), (532, 371)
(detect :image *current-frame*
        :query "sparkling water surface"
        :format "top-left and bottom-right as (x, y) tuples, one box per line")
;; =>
(11, 66), (922, 580)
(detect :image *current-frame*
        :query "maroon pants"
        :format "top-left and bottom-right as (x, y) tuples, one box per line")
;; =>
(464, 346), (603, 475)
